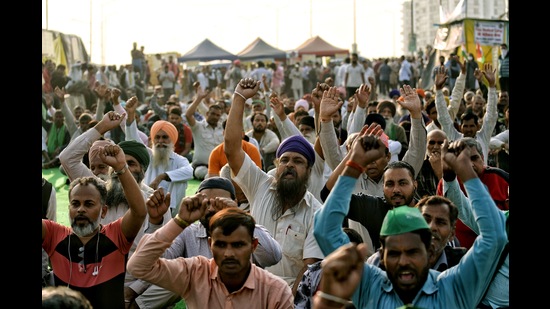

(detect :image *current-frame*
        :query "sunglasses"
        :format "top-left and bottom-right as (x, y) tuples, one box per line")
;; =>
(428, 140), (444, 145)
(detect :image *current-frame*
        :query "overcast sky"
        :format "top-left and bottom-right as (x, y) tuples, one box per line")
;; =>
(43, 0), (405, 66)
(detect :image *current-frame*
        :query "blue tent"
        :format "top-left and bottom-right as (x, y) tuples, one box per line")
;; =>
(178, 38), (237, 62)
(236, 37), (287, 61)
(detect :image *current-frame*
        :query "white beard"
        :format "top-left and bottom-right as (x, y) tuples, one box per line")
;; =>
(152, 143), (174, 167)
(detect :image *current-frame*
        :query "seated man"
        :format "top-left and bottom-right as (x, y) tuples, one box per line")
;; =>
(185, 84), (225, 180)
(127, 189), (292, 308)
(312, 133), (507, 308)
(126, 177), (283, 308)
(43, 144), (147, 309)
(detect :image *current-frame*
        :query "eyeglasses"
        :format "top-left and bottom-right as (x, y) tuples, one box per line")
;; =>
(78, 246), (86, 273)
(428, 140), (444, 145)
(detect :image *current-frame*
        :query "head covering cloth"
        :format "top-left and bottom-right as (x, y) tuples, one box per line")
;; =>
(276, 135), (315, 167)
(150, 120), (178, 146)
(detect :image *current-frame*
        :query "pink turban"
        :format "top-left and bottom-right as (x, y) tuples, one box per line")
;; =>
(150, 120), (178, 146)
(89, 139), (115, 163)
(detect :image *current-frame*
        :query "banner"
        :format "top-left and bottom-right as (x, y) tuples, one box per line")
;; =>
(473, 21), (506, 46)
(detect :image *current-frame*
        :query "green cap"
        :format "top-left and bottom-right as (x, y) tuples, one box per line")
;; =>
(380, 206), (429, 236)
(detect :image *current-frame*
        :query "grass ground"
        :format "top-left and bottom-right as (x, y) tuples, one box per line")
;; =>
(42, 167), (201, 227)
(42, 167), (195, 308)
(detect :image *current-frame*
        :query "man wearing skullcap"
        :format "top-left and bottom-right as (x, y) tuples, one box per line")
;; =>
(317, 84), (426, 256)
(126, 177), (284, 308)
(185, 83), (225, 180)
(124, 105), (194, 217)
(313, 137), (507, 309)
(58, 104), (174, 301)
(224, 77), (324, 295)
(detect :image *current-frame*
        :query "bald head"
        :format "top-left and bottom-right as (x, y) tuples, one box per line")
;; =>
(427, 129), (447, 155)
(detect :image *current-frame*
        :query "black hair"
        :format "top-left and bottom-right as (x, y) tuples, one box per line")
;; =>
(209, 207), (256, 239)
(383, 160), (416, 181)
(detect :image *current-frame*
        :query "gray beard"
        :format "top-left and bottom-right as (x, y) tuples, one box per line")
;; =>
(106, 177), (128, 208)
(105, 168), (144, 209)
(71, 209), (102, 237)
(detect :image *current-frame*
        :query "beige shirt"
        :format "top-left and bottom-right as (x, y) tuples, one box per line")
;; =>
(233, 155), (324, 287)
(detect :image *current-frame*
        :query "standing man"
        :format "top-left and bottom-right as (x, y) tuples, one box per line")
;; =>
(127, 192), (293, 308)
(43, 144), (147, 309)
(344, 53), (365, 98)
(158, 64), (176, 99)
(224, 78), (325, 294)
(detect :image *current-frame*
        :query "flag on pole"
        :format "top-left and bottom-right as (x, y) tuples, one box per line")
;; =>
(476, 42), (485, 63)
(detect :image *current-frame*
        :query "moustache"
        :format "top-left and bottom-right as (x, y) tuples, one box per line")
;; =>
(73, 216), (91, 223)
(282, 169), (297, 177)
(155, 143), (169, 148)
(221, 259), (239, 265)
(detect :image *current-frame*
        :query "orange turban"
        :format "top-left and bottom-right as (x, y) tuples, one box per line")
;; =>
(89, 139), (115, 163)
(150, 120), (178, 146)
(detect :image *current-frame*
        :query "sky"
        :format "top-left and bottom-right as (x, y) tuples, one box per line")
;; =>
(42, 0), (405, 67)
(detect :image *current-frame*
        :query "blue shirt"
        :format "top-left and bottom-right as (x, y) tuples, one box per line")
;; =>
(314, 175), (507, 308)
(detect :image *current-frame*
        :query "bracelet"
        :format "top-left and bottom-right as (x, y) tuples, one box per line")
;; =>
(345, 160), (365, 174)
(114, 164), (128, 175)
(316, 291), (352, 306)
(234, 91), (246, 100)
(173, 214), (190, 229)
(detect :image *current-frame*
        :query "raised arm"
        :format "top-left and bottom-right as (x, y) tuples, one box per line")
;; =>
(124, 96), (147, 146)
(448, 55), (467, 121)
(441, 139), (508, 307)
(185, 83), (209, 127)
(314, 125), (386, 255)
(54, 87), (78, 137)
(59, 111), (125, 181)
(398, 84), (427, 178)
(99, 144), (147, 240)
(347, 84), (371, 134)
(224, 78), (261, 176)
(318, 86), (345, 170)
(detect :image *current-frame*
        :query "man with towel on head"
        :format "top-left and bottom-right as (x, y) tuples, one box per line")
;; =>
(224, 77), (325, 296)
(123, 97), (194, 218)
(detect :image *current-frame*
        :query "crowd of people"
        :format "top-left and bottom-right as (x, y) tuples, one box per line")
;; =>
(41, 43), (509, 308)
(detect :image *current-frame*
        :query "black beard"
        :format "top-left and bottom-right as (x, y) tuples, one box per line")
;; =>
(253, 126), (265, 133)
(272, 168), (309, 219)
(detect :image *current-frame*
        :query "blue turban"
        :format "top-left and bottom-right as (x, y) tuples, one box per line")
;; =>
(389, 89), (400, 98)
(276, 135), (315, 167)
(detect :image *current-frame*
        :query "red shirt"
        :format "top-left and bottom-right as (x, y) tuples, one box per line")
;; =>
(437, 166), (509, 249)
